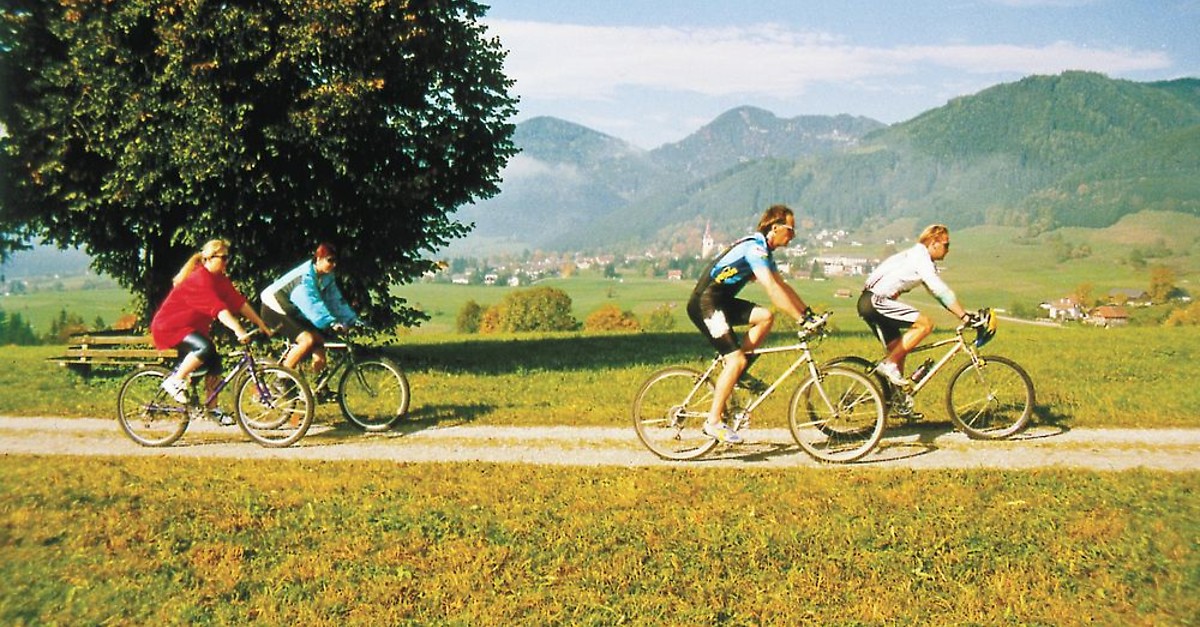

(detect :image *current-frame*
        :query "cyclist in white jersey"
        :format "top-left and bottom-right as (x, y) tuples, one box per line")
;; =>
(687, 204), (812, 443)
(858, 224), (974, 387)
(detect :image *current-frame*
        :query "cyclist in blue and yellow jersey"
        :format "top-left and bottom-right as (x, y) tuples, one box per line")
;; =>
(858, 224), (974, 389)
(261, 242), (363, 377)
(687, 204), (812, 444)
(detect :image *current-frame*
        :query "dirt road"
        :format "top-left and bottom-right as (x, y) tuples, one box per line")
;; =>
(2, 416), (1199, 470)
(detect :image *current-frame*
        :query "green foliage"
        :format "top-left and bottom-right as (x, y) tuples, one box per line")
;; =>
(0, 0), (517, 325)
(641, 303), (678, 332)
(455, 299), (485, 334)
(43, 308), (87, 344)
(583, 303), (640, 332)
(0, 309), (37, 345)
(482, 286), (577, 333)
(1, 458), (1197, 624)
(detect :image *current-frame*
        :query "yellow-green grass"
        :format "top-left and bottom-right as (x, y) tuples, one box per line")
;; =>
(6, 323), (1200, 430)
(1, 457), (1196, 624)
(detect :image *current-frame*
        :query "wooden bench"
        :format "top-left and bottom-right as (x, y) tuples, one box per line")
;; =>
(50, 332), (177, 375)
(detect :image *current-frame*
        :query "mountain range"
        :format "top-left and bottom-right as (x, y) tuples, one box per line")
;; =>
(449, 71), (1200, 257)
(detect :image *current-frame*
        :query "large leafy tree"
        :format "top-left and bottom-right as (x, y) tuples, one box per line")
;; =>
(0, 0), (517, 325)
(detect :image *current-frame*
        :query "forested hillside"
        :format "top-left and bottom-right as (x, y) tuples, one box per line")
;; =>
(457, 72), (1200, 255)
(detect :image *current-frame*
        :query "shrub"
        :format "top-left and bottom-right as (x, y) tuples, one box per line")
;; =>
(456, 300), (485, 334)
(584, 304), (640, 332)
(642, 303), (677, 332)
(482, 286), (577, 333)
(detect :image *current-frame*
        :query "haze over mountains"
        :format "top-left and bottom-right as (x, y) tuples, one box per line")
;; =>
(450, 71), (1200, 258)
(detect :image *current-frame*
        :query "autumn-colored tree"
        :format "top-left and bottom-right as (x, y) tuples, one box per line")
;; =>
(1148, 264), (1177, 304)
(584, 304), (640, 332)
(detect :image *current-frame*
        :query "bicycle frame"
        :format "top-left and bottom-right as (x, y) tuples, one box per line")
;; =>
(279, 339), (354, 395)
(733, 340), (825, 415)
(164, 339), (269, 414)
(684, 317), (831, 421)
(898, 323), (979, 397)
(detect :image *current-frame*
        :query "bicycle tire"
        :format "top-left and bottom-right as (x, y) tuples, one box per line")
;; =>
(788, 366), (886, 463)
(337, 357), (411, 432)
(234, 363), (314, 447)
(116, 366), (189, 447)
(823, 355), (899, 403)
(632, 367), (721, 461)
(945, 355), (1034, 440)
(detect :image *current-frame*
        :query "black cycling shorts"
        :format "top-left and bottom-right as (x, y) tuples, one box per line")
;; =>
(261, 306), (325, 344)
(174, 332), (222, 376)
(857, 290), (919, 346)
(687, 288), (757, 355)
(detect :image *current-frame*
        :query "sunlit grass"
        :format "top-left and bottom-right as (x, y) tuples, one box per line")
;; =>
(5, 323), (1200, 429)
(1, 457), (1195, 624)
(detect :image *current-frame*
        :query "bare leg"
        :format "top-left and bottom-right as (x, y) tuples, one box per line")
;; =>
(884, 314), (934, 372)
(204, 374), (220, 409)
(283, 331), (316, 370)
(707, 351), (746, 426)
(167, 353), (203, 387)
(706, 307), (774, 426)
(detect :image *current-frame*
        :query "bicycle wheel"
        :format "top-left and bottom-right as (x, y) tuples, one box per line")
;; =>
(234, 364), (314, 447)
(945, 355), (1034, 439)
(632, 367), (721, 461)
(116, 366), (189, 447)
(338, 357), (411, 432)
(788, 367), (886, 463)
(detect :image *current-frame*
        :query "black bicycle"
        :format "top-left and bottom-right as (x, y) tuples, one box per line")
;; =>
(280, 331), (411, 432)
(116, 330), (315, 448)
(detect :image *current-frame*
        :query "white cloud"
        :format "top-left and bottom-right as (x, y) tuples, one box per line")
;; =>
(895, 42), (1170, 75)
(500, 154), (583, 183)
(487, 19), (1172, 102)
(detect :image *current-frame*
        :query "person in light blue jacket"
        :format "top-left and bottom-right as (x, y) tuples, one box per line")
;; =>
(261, 242), (362, 374)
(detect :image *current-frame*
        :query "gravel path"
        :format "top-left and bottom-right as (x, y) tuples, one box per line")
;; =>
(2, 416), (1199, 471)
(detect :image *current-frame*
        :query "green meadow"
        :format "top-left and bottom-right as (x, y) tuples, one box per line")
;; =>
(2, 216), (1199, 624)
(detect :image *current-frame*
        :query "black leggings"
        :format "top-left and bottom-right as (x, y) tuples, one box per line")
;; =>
(174, 332), (222, 376)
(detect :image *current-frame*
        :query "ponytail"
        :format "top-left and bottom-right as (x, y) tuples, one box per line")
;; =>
(172, 239), (230, 286)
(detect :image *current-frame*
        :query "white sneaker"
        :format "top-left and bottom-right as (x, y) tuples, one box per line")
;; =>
(703, 422), (743, 444)
(160, 377), (188, 403)
(873, 361), (910, 388)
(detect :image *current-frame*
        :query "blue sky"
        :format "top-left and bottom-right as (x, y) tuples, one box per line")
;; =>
(483, 0), (1200, 149)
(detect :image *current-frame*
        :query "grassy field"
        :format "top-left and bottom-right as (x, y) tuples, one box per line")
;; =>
(6, 212), (1198, 336)
(4, 322), (1200, 430)
(3, 222), (1199, 623)
(1, 457), (1196, 624)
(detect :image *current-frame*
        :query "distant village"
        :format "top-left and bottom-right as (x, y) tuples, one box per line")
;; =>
(427, 224), (1179, 327)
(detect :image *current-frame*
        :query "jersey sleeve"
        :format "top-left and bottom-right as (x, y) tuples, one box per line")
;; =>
(918, 257), (957, 307)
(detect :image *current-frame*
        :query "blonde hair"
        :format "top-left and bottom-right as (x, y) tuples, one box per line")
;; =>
(172, 239), (229, 286)
(755, 204), (794, 235)
(918, 224), (950, 246)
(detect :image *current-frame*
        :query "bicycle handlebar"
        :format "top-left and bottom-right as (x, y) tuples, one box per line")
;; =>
(797, 311), (832, 339)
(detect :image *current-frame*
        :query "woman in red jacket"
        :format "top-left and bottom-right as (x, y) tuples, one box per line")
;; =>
(150, 239), (272, 421)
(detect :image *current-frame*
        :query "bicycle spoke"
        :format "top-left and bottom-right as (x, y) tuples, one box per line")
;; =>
(789, 368), (885, 463)
(338, 358), (410, 431)
(116, 367), (190, 447)
(946, 356), (1034, 439)
(633, 367), (720, 461)
(234, 365), (314, 447)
